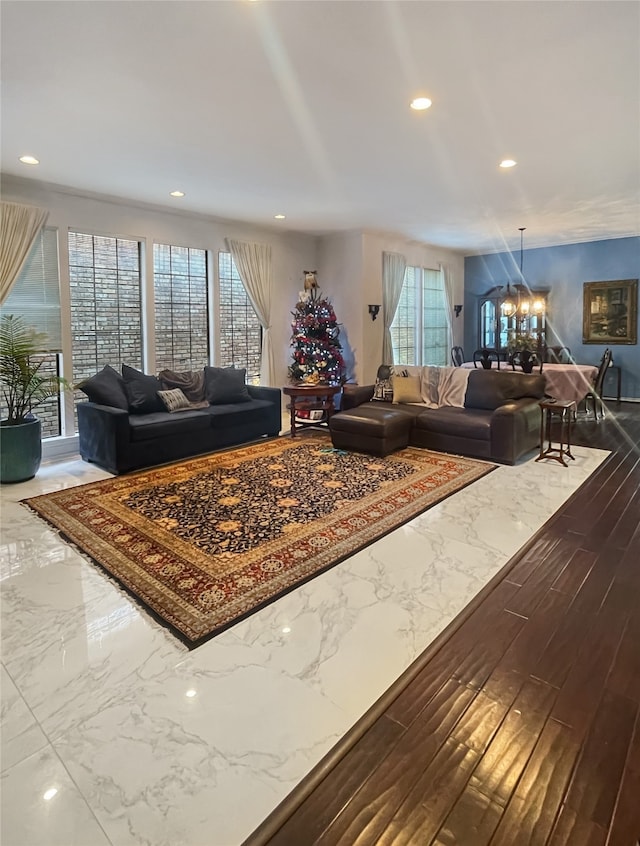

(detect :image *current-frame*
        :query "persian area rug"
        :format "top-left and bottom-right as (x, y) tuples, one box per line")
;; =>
(23, 435), (495, 647)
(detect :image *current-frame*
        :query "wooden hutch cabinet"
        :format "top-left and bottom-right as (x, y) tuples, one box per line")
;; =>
(478, 286), (548, 356)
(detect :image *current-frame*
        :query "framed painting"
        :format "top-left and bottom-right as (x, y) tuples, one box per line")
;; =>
(583, 279), (638, 344)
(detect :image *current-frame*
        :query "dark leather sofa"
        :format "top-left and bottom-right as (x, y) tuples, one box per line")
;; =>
(78, 385), (282, 475)
(330, 369), (545, 464)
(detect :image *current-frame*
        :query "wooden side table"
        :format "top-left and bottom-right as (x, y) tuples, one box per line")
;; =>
(283, 383), (341, 437)
(536, 399), (576, 466)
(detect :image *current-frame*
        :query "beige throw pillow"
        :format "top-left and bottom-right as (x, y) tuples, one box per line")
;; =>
(392, 374), (422, 404)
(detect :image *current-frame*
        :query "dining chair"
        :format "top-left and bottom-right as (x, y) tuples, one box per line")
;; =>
(509, 349), (543, 374)
(451, 346), (465, 367)
(473, 348), (500, 369)
(583, 348), (613, 420)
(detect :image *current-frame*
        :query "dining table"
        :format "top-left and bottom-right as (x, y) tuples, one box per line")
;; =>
(461, 361), (598, 405)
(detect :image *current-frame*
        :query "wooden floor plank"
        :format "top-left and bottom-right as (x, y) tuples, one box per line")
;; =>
(487, 718), (582, 846)
(559, 690), (638, 831)
(433, 785), (503, 846)
(606, 708), (640, 846)
(547, 808), (607, 846)
(505, 540), (579, 618)
(314, 679), (479, 845)
(531, 549), (619, 690)
(550, 571), (630, 736)
(376, 738), (480, 846)
(469, 678), (557, 808)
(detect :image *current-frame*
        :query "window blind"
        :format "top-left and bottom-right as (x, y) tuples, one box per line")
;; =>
(1, 227), (62, 351)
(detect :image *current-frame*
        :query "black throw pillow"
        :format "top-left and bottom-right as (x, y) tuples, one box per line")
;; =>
(204, 366), (251, 404)
(76, 365), (129, 410)
(121, 364), (164, 414)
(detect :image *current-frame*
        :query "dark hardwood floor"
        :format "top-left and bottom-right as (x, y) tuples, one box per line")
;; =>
(245, 402), (640, 846)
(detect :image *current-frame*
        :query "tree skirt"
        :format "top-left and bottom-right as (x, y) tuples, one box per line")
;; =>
(23, 435), (494, 647)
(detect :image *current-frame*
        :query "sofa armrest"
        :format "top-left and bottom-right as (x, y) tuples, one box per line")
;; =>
(490, 398), (541, 464)
(342, 384), (375, 410)
(248, 385), (281, 406)
(77, 402), (131, 474)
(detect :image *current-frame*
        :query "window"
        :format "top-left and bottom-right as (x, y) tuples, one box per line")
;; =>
(390, 266), (448, 366)
(68, 232), (142, 409)
(2, 228), (62, 437)
(153, 244), (208, 371)
(217, 252), (261, 383)
(2, 228), (62, 349)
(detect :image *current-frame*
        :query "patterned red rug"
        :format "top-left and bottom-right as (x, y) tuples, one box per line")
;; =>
(24, 434), (494, 647)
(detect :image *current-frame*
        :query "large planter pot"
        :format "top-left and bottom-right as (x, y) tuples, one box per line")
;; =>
(0, 418), (42, 484)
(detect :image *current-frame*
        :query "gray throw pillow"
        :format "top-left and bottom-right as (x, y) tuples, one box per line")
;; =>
(157, 388), (192, 413)
(121, 364), (164, 414)
(76, 365), (129, 410)
(204, 366), (251, 404)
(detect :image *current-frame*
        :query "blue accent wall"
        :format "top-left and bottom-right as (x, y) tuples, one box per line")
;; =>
(464, 237), (640, 400)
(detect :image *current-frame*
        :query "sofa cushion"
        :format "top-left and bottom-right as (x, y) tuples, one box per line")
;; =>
(128, 409), (211, 442)
(204, 398), (275, 429)
(465, 370), (545, 410)
(204, 366), (251, 404)
(414, 406), (492, 440)
(122, 364), (165, 414)
(76, 365), (129, 410)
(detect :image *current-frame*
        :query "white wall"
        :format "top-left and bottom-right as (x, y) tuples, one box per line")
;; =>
(316, 232), (364, 384)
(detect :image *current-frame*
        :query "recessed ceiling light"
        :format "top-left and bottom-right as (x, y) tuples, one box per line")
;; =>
(410, 97), (432, 111)
(170, 190), (185, 198)
(19, 155), (39, 165)
(499, 159), (517, 168)
(43, 788), (58, 801)
(274, 214), (286, 220)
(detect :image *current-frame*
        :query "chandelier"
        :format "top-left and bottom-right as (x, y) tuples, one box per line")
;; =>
(501, 228), (545, 318)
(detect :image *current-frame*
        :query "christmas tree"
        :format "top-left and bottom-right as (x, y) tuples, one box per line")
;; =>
(288, 272), (346, 385)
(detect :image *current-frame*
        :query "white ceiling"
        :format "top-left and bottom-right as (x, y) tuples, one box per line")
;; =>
(2, 0), (639, 254)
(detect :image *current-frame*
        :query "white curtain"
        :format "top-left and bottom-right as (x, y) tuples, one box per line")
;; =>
(381, 251), (406, 364)
(226, 238), (275, 385)
(440, 263), (455, 359)
(0, 202), (49, 305)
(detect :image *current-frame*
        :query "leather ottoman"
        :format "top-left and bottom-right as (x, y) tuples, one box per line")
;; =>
(329, 405), (412, 456)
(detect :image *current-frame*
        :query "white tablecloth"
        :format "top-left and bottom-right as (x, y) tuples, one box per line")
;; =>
(461, 362), (598, 404)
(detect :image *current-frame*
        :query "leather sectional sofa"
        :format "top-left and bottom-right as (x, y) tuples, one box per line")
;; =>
(329, 368), (546, 464)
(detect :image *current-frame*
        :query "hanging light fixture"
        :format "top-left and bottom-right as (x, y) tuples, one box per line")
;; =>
(501, 227), (530, 317)
(517, 227), (531, 315)
(501, 284), (517, 317)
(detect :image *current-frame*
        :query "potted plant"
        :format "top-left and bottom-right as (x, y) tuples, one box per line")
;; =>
(0, 314), (69, 483)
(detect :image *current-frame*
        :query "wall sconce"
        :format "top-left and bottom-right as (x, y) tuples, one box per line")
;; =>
(454, 304), (463, 317)
(368, 304), (381, 321)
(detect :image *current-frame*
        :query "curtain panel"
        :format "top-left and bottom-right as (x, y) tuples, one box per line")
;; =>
(226, 238), (275, 386)
(440, 263), (455, 359)
(381, 251), (407, 365)
(0, 202), (49, 305)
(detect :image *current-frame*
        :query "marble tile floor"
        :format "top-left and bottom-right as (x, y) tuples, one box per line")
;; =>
(0, 442), (608, 846)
